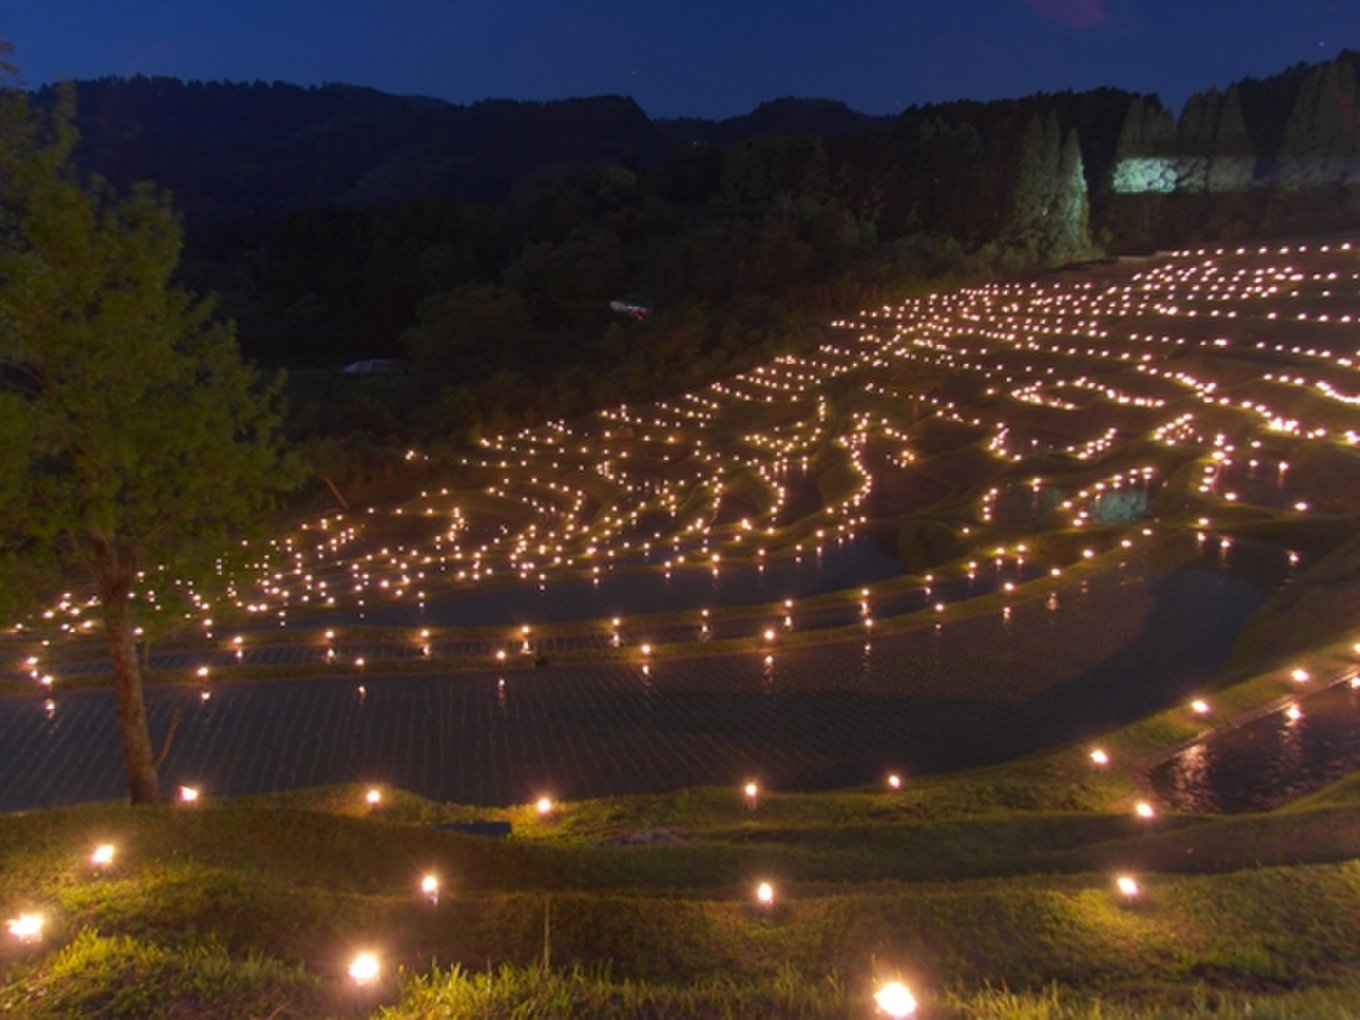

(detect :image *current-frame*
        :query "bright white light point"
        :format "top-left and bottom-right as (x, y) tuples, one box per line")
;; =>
(6, 913), (43, 943)
(874, 979), (918, 1017)
(365, 788), (381, 806)
(536, 796), (553, 815)
(91, 843), (115, 867)
(1116, 875), (1139, 898)
(421, 875), (439, 898)
(178, 785), (199, 803)
(1290, 668), (1310, 683)
(763, 628), (776, 641)
(744, 781), (759, 799)
(1191, 699), (1209, 714)
(1286, 704), (1303, 721)
(348, 952), (380, 986)
(1089, 748), (1109, 766)
(640, 643), (651, 656)
(755, 881), (775, 905)
(887, 773), (902, 790)
(1134, 801), (1155, 819)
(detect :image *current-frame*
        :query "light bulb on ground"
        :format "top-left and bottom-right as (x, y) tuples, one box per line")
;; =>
(874, 980), (918, 1017)
(6, 913), (44, 943)
(348, 951), (379, 987)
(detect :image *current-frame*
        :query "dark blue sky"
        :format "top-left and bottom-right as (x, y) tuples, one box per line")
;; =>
(1, 1), (1355, 119)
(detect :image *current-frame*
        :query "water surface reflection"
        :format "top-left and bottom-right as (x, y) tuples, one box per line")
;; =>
(1150, 679), (1360, 813)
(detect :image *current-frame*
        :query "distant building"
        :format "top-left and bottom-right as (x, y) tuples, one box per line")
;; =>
(342, 358), (406, 375)
(609, 300), (650, 320)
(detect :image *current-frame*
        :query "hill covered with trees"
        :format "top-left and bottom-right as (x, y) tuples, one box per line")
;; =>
(37, 50), (1360, 456)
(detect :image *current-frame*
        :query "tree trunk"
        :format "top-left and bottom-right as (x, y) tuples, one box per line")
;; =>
(93, 540), (162, 804)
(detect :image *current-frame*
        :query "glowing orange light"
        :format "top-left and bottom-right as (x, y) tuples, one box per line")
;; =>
(348, 951), (380, 986)
(420, 874), (439, 902)
(6, 912), (43, 943)
(874, 980), (918, 1017)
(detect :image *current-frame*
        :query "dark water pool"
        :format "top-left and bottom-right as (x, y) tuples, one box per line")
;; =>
(1149, 677), (1360, 813)
(0, 552), (1275, 811)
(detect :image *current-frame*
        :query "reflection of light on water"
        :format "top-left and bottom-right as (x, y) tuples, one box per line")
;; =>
(1169, 743), (1211, 808)
(1271, 704), (1306, 797)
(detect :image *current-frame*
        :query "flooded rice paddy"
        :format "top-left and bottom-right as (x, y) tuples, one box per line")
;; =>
(0, 543), (1277, 811)
(6, 240), (1360, 813)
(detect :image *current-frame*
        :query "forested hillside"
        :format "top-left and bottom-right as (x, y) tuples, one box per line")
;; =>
(39, 50), (1360, 457)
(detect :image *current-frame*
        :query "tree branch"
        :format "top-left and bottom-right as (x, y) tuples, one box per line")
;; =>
(152, 707), (183, 770)
(320, 475), (350, 510)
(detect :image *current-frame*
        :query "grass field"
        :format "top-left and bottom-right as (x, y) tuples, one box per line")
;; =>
(4, 750), (1360, 1016)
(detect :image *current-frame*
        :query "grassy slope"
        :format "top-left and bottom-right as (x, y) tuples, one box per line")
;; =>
(4, 758), (1360, 1017)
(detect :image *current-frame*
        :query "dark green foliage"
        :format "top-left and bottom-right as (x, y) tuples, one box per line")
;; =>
(1277, 60), (1360, 189)
(0, 74), (298, 801)
(18, 51), (1360, 452)
(0, 929), (325, 1019)
(897, 520), (965, 571)
(0, 84), (296, 611)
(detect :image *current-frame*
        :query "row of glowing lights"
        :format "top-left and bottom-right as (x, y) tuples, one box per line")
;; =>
(1087, 650), (1360, 769)
(11, 753), (1275, 1013)
(855, 247), (1360, 443)
(25, 667), (1349, 939)
(13, 769), (1221, 1017)
(25, 544), (1115, 686)
(14, 240), (1360, 655)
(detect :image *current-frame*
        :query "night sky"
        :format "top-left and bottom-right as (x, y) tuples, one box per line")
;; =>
(2, 1), (1356, 119)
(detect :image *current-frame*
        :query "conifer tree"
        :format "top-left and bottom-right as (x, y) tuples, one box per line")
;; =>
(1279, 59), (1360, 188)
(0, 67), (296, 803)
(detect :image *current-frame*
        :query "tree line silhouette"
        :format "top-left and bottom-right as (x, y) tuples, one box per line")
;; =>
(36, 51), (1360, 462)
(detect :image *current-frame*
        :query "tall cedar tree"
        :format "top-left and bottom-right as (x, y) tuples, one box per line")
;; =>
(0, 73), (296, 803)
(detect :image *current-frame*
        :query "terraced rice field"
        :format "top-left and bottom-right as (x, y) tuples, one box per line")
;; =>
(6, 239), (1360, 810)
